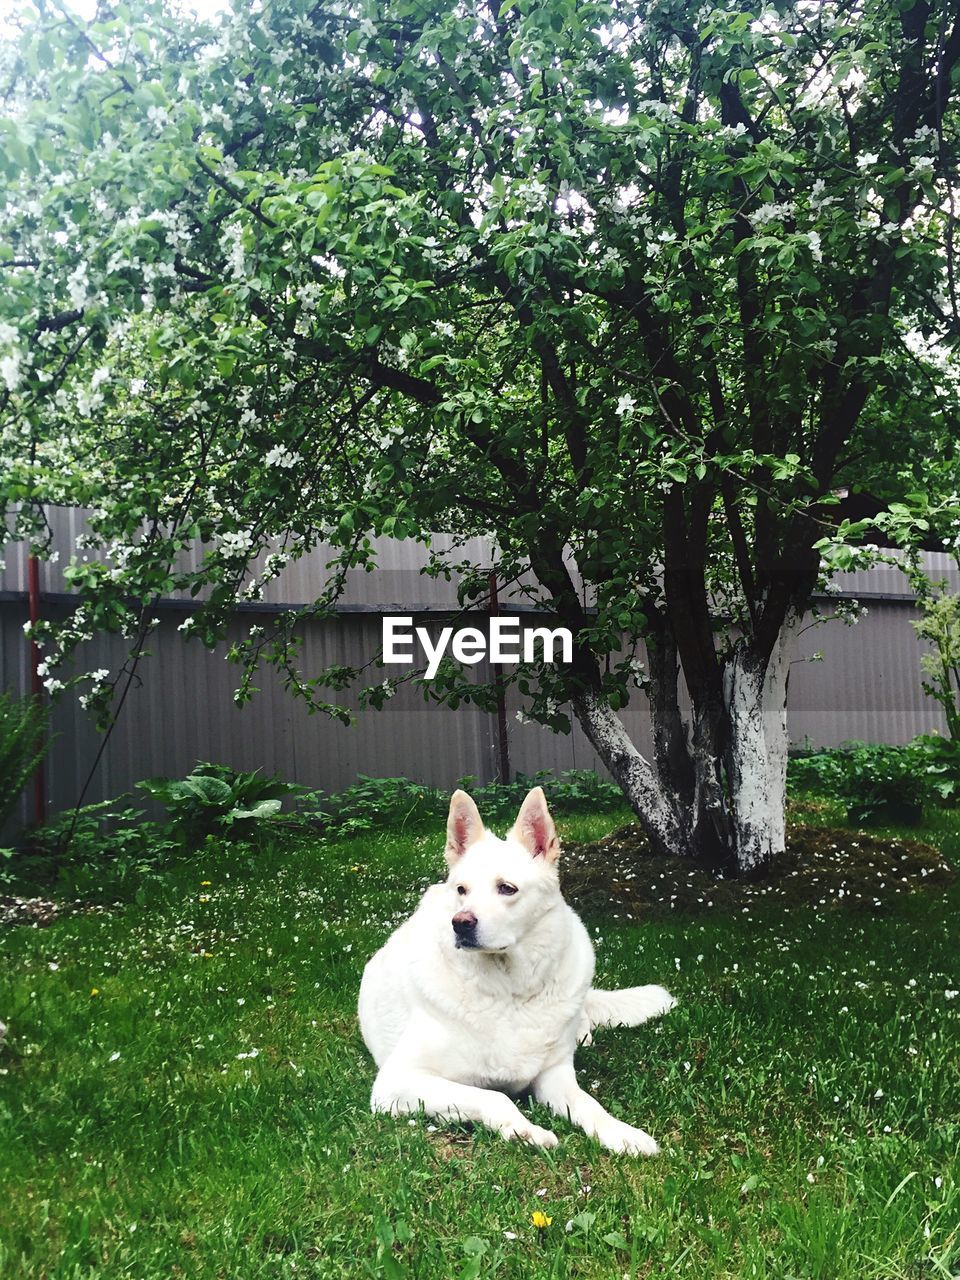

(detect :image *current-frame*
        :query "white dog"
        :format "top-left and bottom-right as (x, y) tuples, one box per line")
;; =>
(358, 786), (675, 1154)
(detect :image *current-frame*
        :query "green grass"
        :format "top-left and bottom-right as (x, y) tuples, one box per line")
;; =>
(1, 805), (959, 1279)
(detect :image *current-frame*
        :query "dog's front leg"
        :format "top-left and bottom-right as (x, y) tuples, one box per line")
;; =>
(371, 1064), (559, 1148)
(532, 1062), (660, 1156)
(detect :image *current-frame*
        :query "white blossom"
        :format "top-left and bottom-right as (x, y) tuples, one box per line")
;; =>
(219, 530), (255, 557)
(221, 221), (247, 280)
(264, 445), (302, 469)
(0, 351), (21, 391)
(751, 201), (794, 227)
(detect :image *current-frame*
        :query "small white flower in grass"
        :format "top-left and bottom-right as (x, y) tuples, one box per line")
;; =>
(873, 1087), (884, 1099)
(806, 1172), (816, 1183)
(503, 1231), (517, 1240)
(109, 1051), (120, 1062)
(945, 990), (958, 1000)
(615, 393), (636, 416)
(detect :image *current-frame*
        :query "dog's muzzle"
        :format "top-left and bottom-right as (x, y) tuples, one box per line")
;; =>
(452, 910), (479, 948)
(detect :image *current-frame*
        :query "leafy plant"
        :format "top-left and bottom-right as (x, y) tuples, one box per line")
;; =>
(911, 592), (960, 742)
(138, 762), (300, 840)
(912, 734), (960, 806)
(0, 691), (49, 830)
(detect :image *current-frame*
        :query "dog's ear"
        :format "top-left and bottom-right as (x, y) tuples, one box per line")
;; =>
(510, 786), (560, 863)
(445, 790), (485, 865)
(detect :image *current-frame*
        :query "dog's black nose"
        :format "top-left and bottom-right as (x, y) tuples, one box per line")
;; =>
(452, 910), (477, 938)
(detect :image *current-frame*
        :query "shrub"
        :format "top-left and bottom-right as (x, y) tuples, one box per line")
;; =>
(468, 769), (623, 821)
(7, 798), (178, 901)
(297, 769), (625, 837)
(0, 691), (50, 829)
(300, 775), (446, 835)
(788, 741), (935, 826)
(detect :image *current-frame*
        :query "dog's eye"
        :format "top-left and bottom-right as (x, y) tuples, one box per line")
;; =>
(497, 883), (518, 896)
(456, 885), (467, 896)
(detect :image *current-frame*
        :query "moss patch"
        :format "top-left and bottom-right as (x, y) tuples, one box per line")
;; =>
(561, 823), (954, 922)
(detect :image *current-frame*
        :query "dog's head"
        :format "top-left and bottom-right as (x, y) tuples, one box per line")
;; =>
(443, 786), (562, 953)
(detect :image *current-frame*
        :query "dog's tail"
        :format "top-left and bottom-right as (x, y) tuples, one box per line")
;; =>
(585, 984), (676, 1031)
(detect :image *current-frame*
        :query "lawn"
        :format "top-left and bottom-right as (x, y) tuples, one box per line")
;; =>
(1, 803), (958, 1279)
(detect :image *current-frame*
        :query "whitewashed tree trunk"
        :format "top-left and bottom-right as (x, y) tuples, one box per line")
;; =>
(569, 688), (686, 858)
(722, 613), (800, 873)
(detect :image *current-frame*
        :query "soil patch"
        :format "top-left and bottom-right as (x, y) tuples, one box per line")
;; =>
(560, 823), (954, 921)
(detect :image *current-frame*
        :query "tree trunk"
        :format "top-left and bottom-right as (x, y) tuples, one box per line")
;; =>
(721, 613), (799, 874)
(568, 687), (687, 859)
(569, 615), (799, 876)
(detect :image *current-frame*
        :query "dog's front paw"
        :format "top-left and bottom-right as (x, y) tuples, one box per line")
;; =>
(504, 1120), (560, 1149)
(596, 1120), (660, 1157)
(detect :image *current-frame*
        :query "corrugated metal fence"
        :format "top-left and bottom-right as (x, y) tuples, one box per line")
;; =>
(1, 507), (957, 826)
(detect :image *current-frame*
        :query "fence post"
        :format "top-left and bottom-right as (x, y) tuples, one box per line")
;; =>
(487, 570), (511, 785)
(27, 553), (46, 825)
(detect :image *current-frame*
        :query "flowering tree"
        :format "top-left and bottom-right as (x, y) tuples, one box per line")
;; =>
(2, 0), (959, 871)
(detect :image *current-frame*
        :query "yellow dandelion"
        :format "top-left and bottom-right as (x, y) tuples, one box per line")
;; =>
(90, 988), (99, 996)
(531, 1211), (552, 1229)
(200, 880), (212, 886)
(202, 951), (214, 958)
(350, 865), (360, 872)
